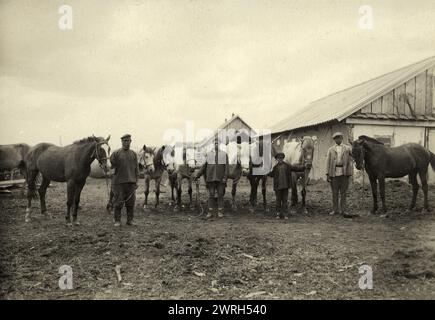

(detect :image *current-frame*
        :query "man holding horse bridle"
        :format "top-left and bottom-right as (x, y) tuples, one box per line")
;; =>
(326, 132), (353, 217)
(194, 137), (229, 218)
(110, 134), (140, 227)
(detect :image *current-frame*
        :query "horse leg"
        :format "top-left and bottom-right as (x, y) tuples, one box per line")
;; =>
(408, 171), (419, 212)
(419, 170), (430, 212)
(188, 179), (193, 209)
(249, 178), (259, 213)
(369, 176), (378, 214)
(262, 176), (268, 212)
(72, 180), (86, 225)
(143, 177), (150, 211)
(174, 176), (182, 212)
(106, 187), (114, 213)
(155, 178), (161, 210)
(301, 186), (308, 214)
(231, 181), (237, 211)
(378, 176), (388, 214)
(25, 170), (39, 222)
(66, 180), (75, 226)
(290, 173), (298, 214)
(38, 177), (51, 218)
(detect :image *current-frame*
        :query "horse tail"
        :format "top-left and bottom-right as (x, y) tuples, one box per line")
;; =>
(429, 151), (435, 172)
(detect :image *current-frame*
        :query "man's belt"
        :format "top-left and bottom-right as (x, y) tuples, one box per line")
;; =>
(335, 164), (343, 167)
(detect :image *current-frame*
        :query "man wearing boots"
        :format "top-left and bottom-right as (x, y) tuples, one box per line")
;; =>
(110, 134), (139, 227)
(326, 132), (354, 218)
(194, 138), (229, 218)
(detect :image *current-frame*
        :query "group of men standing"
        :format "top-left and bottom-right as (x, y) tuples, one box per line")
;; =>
(109, 131), (355, 227)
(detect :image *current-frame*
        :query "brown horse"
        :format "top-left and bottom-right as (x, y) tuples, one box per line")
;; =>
(0, 143), (31, 180)
(25, 135), (110, 225)
(352, 135), (435, 214)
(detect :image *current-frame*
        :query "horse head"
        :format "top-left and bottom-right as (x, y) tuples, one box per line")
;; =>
(300, 136), (316, 170)
(139, 145), (156, 174)
(93, 135), (111, 173)
(351, 135), (383, 170)
(351, 136), (368, 170)
(227, 141), (251, 176)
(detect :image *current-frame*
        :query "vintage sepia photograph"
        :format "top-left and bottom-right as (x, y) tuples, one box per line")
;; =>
(1, 0), (435, 303)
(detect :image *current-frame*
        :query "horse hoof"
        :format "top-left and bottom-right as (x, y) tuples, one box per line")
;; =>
(73, 221), (80, 226)
(265, 207), (270, 213)
(25, 217), (31, 223)
(303, 209), (309, 215)
(66, 222), (72, 227)
(173, 207), (180, 213)
(249, 208), (255, 214)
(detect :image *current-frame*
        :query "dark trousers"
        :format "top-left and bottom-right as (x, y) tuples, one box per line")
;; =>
(207, 182), (225, 210)
(113, 183), (136, 222)
(275, 188), (289, 217)
(330, 175), (350, 213)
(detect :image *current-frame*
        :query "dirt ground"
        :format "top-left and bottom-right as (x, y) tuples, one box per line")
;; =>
(1, 177), (434, 300)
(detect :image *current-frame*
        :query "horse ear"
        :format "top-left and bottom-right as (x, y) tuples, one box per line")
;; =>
(106, 135), (111, 142)
(312, 135), (318, 144)
(143, 145), (147, 151)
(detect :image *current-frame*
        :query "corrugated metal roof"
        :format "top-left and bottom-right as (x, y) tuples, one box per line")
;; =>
(271, 56), (435, 134)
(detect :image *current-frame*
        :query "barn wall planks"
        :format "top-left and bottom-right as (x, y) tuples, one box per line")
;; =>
(415, 72), (426, 115)
(361, 103), (371, 113)
(405, 77), (416, 116)
(426, 68), (433, 115)
(371, 97), (382, 113)
(382, 91), (394, 114)
(394, 84), (406, 114)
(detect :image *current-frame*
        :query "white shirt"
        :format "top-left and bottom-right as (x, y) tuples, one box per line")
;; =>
(334, 144), (344, 176)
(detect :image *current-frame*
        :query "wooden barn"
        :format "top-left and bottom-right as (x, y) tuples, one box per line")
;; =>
(270, 56), (435, 182)
(198, 113), (255, 150)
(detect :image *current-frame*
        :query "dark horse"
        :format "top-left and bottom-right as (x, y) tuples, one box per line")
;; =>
(140, 145), (170, 211)
(0, 143), (31, 181)
(352, 135), (435, 214)
(25, 136), (111, 225)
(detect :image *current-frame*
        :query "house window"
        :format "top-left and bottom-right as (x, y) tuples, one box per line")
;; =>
(374, 135), (393, 147)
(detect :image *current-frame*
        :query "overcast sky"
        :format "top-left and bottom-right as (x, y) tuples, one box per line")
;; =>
(1, 0), (435, 150)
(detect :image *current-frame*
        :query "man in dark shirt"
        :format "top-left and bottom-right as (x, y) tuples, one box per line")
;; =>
(269, 152), (292, 219)
(195, 138), (229, 218)
(110, 134), (139, 227)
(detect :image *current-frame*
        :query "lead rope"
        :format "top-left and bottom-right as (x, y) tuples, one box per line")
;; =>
(195, 179), (204, 216)
(360, 148), (365, 211)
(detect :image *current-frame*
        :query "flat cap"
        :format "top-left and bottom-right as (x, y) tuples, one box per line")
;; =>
(332, 132), (344, 139)
(121, 134), (132, 140)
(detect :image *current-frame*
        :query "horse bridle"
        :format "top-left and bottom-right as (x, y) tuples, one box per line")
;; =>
(93, 140), (110, 170)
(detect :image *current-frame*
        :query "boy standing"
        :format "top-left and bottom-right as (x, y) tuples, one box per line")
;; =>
(269, 152), (292, 219)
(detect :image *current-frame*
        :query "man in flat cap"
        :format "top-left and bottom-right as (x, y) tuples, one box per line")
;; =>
(326, 132), (353, 217)
(110, 134), (140, 227)
(194, 137), (229, 218)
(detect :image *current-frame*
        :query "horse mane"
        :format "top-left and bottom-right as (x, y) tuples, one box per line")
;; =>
(359, 135), (384, 145)
(73, 136), (103, 145)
